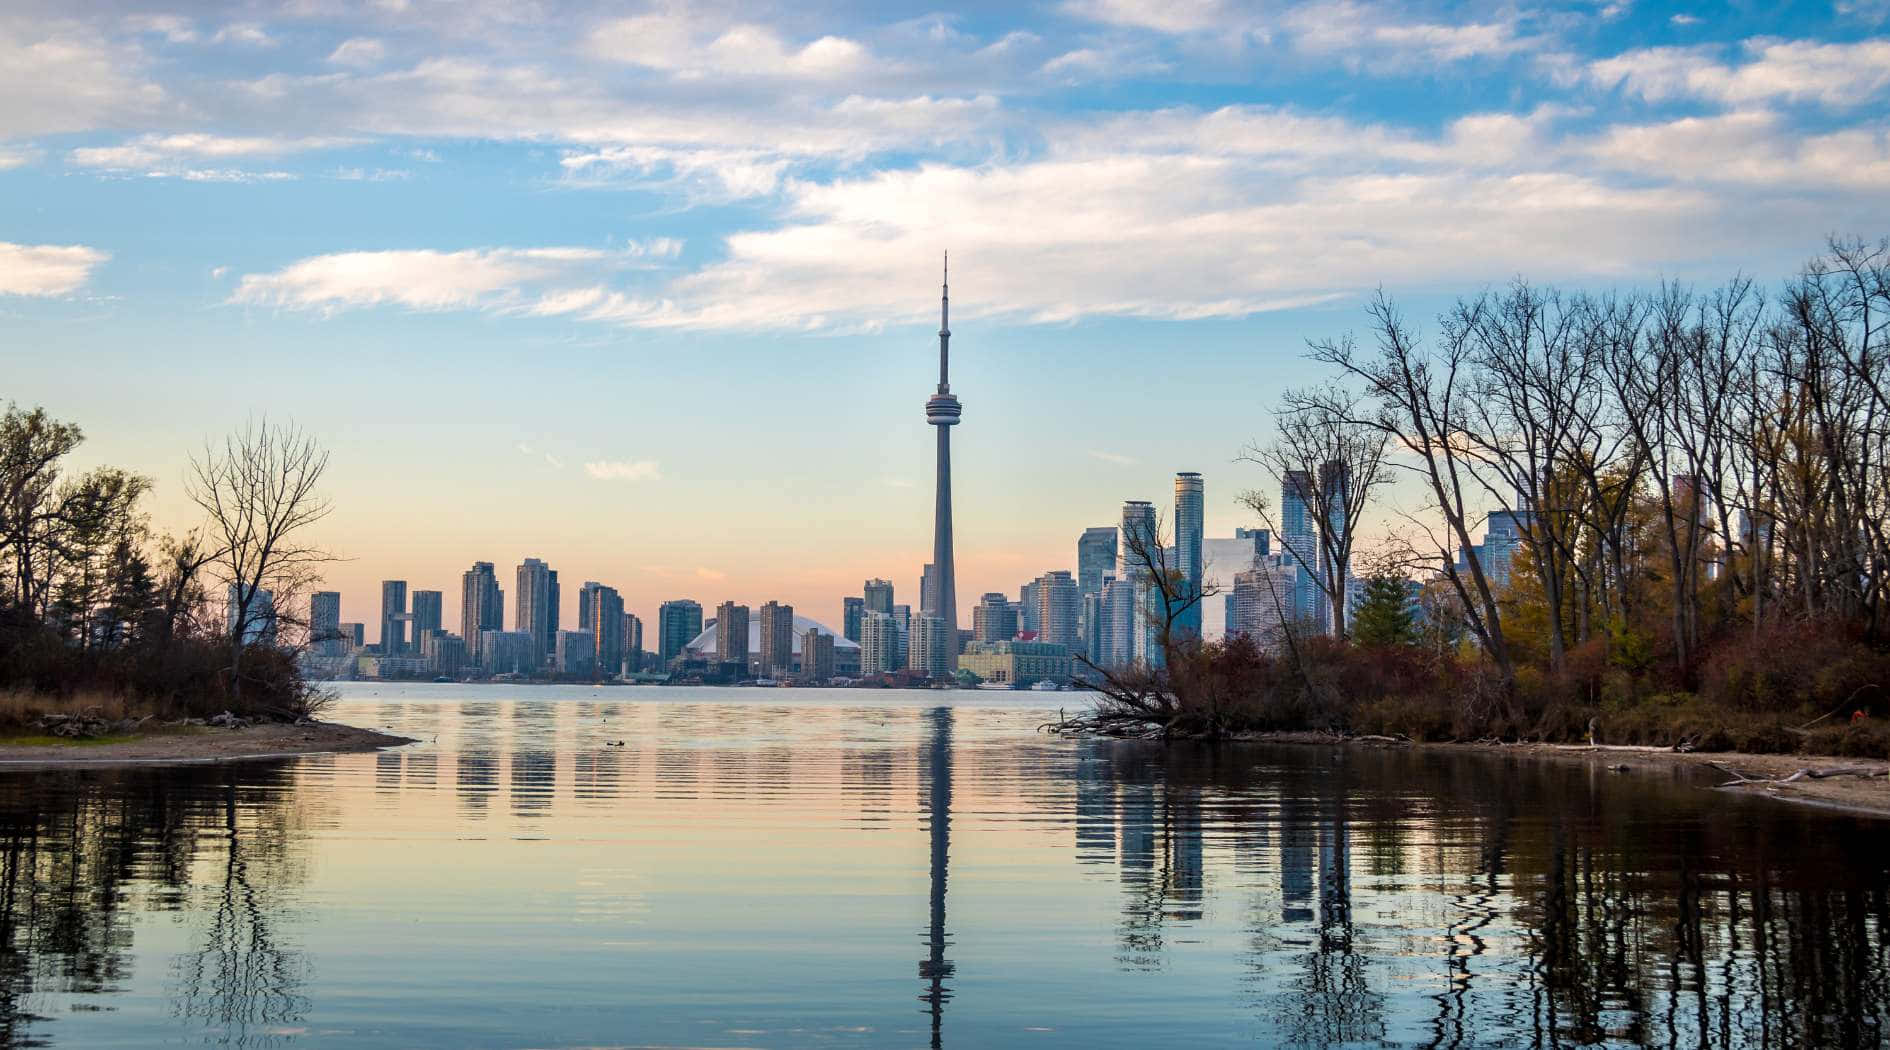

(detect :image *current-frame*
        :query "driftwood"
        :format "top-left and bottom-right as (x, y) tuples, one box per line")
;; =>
(1712, 762), (1889, 788)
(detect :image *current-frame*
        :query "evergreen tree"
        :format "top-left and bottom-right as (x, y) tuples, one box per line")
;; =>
(1352, 573), (1417, 648)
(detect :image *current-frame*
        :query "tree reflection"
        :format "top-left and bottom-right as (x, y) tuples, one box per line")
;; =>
(0, 765), (313, 1048)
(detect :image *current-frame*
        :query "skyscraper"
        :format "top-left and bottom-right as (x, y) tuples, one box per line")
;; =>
(909, 614), (952, 680)
(1318, 459), (1350, 634)
(623, 612), (644, 673)
(1280, 471), (1319, 627)
(1033, 570), (1081, 651)
(860, 611), (902, 677)
(1174, 472), (1204, 640)
(758, 601), (794, 678)
(1077, 527), (1117, 599)
(920, 562), (939, 617)
(310, 591), (341, 655)
(716, 601), (750, 670)
(516, 559), (557, 664)
(843, 596), (865, 643)
(924, 254), (962, 668)
(586, 583), (625, 679)
(230, 583), (277, 646)
(973, 592), (1017, 643)
(460, 561), (503, 662)
(863, 578), (894, 616)
(380, 580), (408, 655)
(801, 628), (835, 682)
(1203, 529), (1270, 639)
(658, 600), (702, 665)
(411, 589), (443, 646)
(1119, 500), (1159, 666)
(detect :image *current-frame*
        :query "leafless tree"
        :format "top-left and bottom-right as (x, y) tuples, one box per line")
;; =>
(187, 419), (334, 708)
(1242, 383), (1391, 641)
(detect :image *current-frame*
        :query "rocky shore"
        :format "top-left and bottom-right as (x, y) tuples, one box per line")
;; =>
(0, 720), (414, 768)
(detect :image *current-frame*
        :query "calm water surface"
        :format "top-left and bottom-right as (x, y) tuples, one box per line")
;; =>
(2, 683), (1886, 1048)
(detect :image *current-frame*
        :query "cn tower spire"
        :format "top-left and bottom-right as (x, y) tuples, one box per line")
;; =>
(938, 251), (950, 392)
(924, 252), (962, 669)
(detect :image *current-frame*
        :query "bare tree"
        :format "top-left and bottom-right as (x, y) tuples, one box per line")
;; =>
(187, 420), (334, 709)
(1244, 383), (1391, 640)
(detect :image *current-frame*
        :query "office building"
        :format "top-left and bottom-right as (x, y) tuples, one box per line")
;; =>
(1280, 471), (1321, 629)
(1033, 570), (1081, 651)
(715, 601), (751, 670)
(515, 559), (558, 664)
(863, 578), (894, 616)
(411, 589), (443, 644)
(623, 612), (644, 673)
(1119, 500), (1160, 666)
(1317, 459), (1350, 633)
(228, 584), (276, 647)
(923, 255), (962, 668)
(843, 596), (865, 643)
(423, 631), (468, 677)
(1203, 528), (1270, 639)
(1174, 472), (1204, 640)
(338, 622), (365, 651)
(380, 580), (408, 654)
(310, 591), (341, 654)
(758, 601), (795, 678)
(481, 629), (536, 675)
(801, 628), (835, 682)
(1077, 526), (1118, 599)
(973, 592), (1017, 643)
(859, 611), (903, 677)
(920, 562), (939, 617)
(460, 561), (503, 662)
(961, 640), (1073, 689)
(658, 600), (703, 665)
(585, 584), (625, 678)
(908, 613), (952, 680)
(556, 630), (596, 677)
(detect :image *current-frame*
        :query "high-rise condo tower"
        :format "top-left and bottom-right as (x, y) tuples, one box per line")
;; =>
(925, 254), (962, 669)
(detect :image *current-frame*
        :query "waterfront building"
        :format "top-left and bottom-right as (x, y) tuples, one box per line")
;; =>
(843, 596), (865, 643)
(863, 578), (894, 616)
(380, 580), (408, 655)
(908, 614), (952, 680)
(859, 611), (903, 677)
(1483, 508), (1529, 589)
(920, 563), (939, 617)
(973, 592), (1017, 643)
(228, 584), (277, 647)
(338, 622), (365, 651)
(1119, 500), (1160, 666)
(960, 640), (1073, 689)
(758, 601), (795, 678)
(460, 562), (503, 662)
(310, 591), (341, 654)
(1317, 459), (1351, 633)
(1033, 570), (1081, 651)
(715, 601), (750, 670)
(556, 630), (596, 677)
(411, 589), (443, 644)
(1203, 528), (1271, 639)
(1231, 561), (1299, 649)
(585, 584), (626, 678)
(1018, 579), (1041, 634)
(622, 612), (644, 673)
(1174, 472), (1205, 640)
(481, 629), (537, 675)
(1081, 588), (1106, 667)
(924, 255), (962, 666)
(1077, 526), (1118, 599)
(801, 628), (835, 682)
(657, 599), (703, 665)
(423, 631), (468, 677)
(515, 559), (558, 664)
(1279, 471), (1321, 629)
(1099, 575), (1135, 667)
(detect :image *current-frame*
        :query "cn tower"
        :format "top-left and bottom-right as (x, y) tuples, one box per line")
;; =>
(925, 254), (961, 667)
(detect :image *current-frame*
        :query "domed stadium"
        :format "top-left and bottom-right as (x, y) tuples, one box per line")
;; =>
(683, 614), (860, 659)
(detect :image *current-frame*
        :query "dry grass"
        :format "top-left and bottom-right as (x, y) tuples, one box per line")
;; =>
(0, 689), (138, 728)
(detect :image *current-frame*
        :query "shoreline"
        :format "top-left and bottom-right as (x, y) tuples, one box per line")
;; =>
(1064, 727), (1890, 818)
(0, 720), (416, 770)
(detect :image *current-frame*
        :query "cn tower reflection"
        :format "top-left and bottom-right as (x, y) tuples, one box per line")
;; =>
(919, 707), (954, 1048)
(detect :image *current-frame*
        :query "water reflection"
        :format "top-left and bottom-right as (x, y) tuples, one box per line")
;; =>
(0, 689), (1881, 1048)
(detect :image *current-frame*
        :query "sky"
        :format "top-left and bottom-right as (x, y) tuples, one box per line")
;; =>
(3, 0), (1888, 636)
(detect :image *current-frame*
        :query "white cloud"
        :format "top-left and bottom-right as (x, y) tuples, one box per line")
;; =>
(228, 242), (679, 314)
(69, 133), (354, 173)
(1089, 450), (1139, 465)
(125, 14), (196, 43)
(0, 242), (109, 297)
(695, 567), (726, 580)
(0, 20), (164, 137)
(1590, 37), (1890, 106)
(0, 145), (36, 169)
(210, 23), (276, 48)
(1059, 0), (1236, 34)
(1284, 1), (1529, 67)
(328, 37), (386, 67)
(586, 13), (877, 80)
(585, 459), (663, 481)
(543, 452), (564, 469)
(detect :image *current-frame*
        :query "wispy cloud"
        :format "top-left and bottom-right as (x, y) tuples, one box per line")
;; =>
(695, 567), (727, 581)
(0, 242), (110, 297)
(584, 459), (663, 482)
(1089, 449), (1139, 465)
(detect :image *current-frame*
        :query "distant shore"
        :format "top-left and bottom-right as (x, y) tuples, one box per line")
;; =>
(0, 721), (414, 769)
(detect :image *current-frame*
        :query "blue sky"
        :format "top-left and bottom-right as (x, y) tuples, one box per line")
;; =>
(4, 0), (1889, 631)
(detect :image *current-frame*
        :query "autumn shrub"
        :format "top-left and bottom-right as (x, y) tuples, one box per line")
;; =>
(1699, 619), (1890, 714)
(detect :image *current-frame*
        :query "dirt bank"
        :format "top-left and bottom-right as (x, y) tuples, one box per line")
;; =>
(0, 721), (415, 769)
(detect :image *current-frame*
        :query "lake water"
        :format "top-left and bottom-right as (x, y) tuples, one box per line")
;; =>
(2, 683), (1886, 1048)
